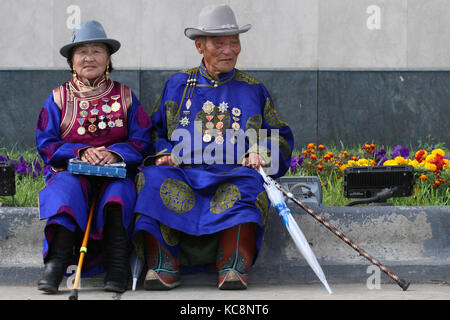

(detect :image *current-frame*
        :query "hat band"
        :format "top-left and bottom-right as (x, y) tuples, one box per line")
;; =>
(199, 24), (238, 31)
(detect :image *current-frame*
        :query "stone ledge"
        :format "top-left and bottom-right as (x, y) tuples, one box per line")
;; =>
(0, 206), (448, 285)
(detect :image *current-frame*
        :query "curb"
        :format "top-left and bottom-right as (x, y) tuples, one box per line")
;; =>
(0, 205), (448, 286)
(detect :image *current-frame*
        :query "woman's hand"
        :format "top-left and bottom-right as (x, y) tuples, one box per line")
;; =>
(241, 152), (266, 170)
(155, 155), (179, 167)
(80, 146), (120, 165)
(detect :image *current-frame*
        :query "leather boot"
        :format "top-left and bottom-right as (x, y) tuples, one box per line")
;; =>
(216, 223), (256, 290)
(38, 225), (75, 293)
(103, 205), (130, 293)
(143, 233), (180, 290)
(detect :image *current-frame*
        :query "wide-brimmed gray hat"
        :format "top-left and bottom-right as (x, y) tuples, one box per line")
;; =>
(60, 20), (121, 58)
(184, 4), (251, 40)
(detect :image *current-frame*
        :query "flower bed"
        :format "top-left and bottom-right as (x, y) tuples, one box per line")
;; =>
(1, 143), (449, 207)
(288, 143), (449, 206)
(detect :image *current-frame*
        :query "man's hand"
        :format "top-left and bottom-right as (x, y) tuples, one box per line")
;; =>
(80, 146), (120, 165)
(155, 155), (179, 167)
(241, 152), (265, 170)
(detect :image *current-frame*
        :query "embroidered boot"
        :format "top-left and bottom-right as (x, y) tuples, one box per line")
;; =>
(38, 225), (75, 293)
(143, 233), (180, 290)
(216, 223), (256, 290)
(103, 205), (130, 293)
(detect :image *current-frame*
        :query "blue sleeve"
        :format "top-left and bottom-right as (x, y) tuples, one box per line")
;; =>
(256, 84), (294, 179)
(149, 82), (176, 156)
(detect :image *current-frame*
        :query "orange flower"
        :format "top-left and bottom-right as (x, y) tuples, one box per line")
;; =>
(307, 143), (315, 150)
(433, 180), (441, 187)
(310, 154), (317, 160)
(317, 164), (324, 171)
(308, 161), (312, 166)
(418, 174), (427, 181)
(302, 150), (308, 157)
(318, 144), (325, 151)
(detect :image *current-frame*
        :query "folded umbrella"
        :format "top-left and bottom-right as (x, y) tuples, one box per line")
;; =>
(259, 167), (333, 294)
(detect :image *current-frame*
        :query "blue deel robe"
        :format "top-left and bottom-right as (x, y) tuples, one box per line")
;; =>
(36, 81), (152, 276)
(133, 64), (294, 270)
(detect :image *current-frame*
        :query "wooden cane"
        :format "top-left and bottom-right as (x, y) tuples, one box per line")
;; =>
(272, 177), (410, 291)
(68, 189), (98, 300)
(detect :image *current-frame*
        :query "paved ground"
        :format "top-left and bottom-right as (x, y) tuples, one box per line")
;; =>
(1, 282), (448, 300)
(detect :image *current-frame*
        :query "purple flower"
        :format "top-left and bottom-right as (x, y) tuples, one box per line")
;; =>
(374, 149), (386, 164)
(391, 145), (409, 158)
(290, 155), (304, 174)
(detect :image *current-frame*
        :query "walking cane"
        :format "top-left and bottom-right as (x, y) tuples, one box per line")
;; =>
(268, 175), (410, 291)
(68, 189), (98, 300)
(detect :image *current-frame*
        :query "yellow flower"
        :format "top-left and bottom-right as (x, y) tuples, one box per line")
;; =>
(425, 154), (435, 163)
(408, 160), (420, 168)
(347, 160), (357, 166)
(394, 156), (408, 165)
(423, 162), (437, 172)
(383, 160), (398, 166)
(431, 148), (445, 157)
(357, 159), (369, 166)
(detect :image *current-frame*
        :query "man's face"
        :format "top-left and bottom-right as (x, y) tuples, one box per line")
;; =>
(195, 35), (241, 76)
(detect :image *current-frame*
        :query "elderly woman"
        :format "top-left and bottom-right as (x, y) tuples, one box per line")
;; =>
(36, 20), (152, 293)
(133, 5), (294, 290)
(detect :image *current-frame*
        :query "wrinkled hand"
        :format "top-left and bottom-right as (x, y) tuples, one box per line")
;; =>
(241, 152), (265, 170)
(80, 146), (120, 165)
(155, 155), (179, 167)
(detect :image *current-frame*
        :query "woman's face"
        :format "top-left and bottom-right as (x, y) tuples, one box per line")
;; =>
(72, 42), (110, 82)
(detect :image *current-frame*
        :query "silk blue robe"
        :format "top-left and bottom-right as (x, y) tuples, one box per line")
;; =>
(134, 65), (294, 269)
(36, 78), (152, 275)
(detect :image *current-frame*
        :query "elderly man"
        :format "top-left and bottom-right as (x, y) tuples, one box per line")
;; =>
(133, 4), (294, 290)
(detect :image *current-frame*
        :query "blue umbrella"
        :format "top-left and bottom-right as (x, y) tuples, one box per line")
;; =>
(259, 167), (333, 294)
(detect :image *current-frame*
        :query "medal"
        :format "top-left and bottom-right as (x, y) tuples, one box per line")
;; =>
(218, 102), (228, 113)
(87, 118), (97, 133)
(107, 115), (115, 128)
(215, 135), (224, 145)
(232, 122), (241, 130)
(203, 133), (212, 143)
(79, 110), (88, 118)
(98, 115), (107, 130)
(79, 101), (89, 110)
(77, 127), (86, 135)
(205, 121), (214, 129)
(217, 114), (225, 121)
(77, 118), (86, 135)
(91, 100), (99, 115)
(186, 99), (192, 109)
(216, 121), (224, 129)
(111, 95), (121, 112)
(102, 98), (111, 113)
(180, 117), (190, 127)
(115, 118), (124, 127)
(202, 101), (215, 114)
(231, 107), (241, 117)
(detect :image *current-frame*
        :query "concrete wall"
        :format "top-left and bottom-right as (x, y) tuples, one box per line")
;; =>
(0, 0), (449, 69)
(1, 69), (448, 150)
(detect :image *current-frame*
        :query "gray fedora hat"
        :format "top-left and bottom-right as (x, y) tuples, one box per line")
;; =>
(184, 4), (251, 40)
(60, 20), (121, 58)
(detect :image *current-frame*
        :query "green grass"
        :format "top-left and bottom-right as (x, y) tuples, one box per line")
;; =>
(1, 142), (449, 207)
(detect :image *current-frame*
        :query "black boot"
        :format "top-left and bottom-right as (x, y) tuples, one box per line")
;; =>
(38, 225), (75, 293)
(103, 205), (130, 293)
